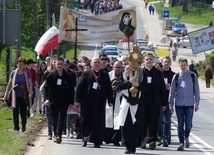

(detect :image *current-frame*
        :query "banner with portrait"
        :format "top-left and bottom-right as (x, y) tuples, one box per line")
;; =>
(188, 26), (214, 54)
(58, 6), (137, 43)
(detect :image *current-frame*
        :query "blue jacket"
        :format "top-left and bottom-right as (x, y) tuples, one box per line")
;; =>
(148, 5), (154, 11)
(169, 70), (200, 107)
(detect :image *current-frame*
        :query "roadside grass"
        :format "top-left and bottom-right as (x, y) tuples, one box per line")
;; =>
(0, 106), (25, 155)
(0, 105), (45, 155)
(153, 2), (214, 25)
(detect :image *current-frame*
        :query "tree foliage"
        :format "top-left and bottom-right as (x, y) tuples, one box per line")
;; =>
(7, 0), (68, 50)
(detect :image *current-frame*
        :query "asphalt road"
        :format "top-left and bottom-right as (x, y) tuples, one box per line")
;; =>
(25, 0), (214, 155)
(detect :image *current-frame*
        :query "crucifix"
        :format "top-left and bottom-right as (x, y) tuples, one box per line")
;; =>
(65, 17), (88, 60)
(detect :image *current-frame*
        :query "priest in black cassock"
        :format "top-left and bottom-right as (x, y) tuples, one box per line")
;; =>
(75, 57), (113, 148)
(117, 65), (144, 154)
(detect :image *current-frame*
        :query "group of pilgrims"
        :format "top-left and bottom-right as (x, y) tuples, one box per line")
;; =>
(4, 44), (200, 154)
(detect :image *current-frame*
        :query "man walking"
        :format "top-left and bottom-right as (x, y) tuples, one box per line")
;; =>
(169, 58), (200, 151)
(139, 53), (167, 150)
(43, 57), (75, 144)
(75, 57), (113, 148)
(157, 56), (175, 147)
(103, 61), (123, 146)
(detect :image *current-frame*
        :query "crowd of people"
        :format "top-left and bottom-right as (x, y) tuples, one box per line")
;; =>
(3, 45), (204, 153)
(83, 0), (123, 15)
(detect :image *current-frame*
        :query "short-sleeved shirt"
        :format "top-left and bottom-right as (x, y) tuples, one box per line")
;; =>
(26, 68), (37, 82)
(11, 70), (32, 97)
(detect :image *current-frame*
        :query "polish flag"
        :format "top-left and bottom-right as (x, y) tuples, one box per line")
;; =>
(118, 35), (130, 43)
(34, 26), (59, 57)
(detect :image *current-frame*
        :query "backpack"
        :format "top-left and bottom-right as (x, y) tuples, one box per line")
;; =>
(175, 71), (195, 93)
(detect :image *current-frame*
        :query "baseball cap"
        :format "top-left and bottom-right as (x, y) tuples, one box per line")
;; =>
(27, 59), (36, 65)
(64, 59), (70, 65)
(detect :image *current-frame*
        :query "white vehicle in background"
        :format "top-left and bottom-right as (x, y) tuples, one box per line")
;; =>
(177, 36), (191, 48)
(104, 50), (120, 59)
(100, 45), (119, 55)
(101, 41), (117, 48)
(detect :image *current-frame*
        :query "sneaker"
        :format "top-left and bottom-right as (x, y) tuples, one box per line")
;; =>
(177, 143), (184, 151)
(185, 137), (190, 148)
(66, 130), (70, 138)
(149, 142), (156, 150)
(162, 139), (168, 147)
(157, 136), (162, 146)
(70, 133), (74, 138)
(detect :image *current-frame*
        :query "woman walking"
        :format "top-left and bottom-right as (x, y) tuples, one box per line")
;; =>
(4, 57), (32, 132)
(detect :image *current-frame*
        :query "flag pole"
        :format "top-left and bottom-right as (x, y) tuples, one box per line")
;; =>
(51, 13), (56, 57)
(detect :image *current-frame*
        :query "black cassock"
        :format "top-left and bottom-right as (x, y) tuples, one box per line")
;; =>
(76, 70), (113, 144)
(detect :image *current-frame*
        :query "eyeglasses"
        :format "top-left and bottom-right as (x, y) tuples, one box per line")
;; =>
(100, 58), (108, 61)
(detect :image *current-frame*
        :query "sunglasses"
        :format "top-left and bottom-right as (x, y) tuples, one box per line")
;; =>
(101, 58), (108, 61)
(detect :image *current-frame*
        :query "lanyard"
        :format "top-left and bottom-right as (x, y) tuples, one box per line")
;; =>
(93, 70), (100, 83)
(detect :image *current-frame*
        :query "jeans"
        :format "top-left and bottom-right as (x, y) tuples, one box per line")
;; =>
(175, 106), (194, 144)
(67, 114), (78, 134)
(157, 106), (171, 140)
(45, 105), (53, 136)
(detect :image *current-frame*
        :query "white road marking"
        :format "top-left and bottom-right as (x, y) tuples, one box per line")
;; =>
(190, 132), (214, 152)
(94, 43), (99, 58)
(171, 118), (214, 154)
(189, 138), (213, 155)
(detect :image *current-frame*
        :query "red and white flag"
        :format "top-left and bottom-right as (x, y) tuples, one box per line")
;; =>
(118, 35), (130, 43)
(34, 26), (59, 57)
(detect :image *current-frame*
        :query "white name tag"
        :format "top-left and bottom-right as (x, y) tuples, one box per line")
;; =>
(180, 81), (185, 87)
(57, 79), (62, 85)
(164, 78), (168, 84)
(147, 77), (152, 83)
(92, 82), (98, 89)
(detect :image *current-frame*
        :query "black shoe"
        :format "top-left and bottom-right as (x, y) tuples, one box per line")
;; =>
(130, 147), (136, 153)
(21, 127), (26, 132)
(124, 150), (132, 154)
(76, 134), (81, 139)
(149, 142), (156, 150)
(94, 143), (100, 148)
(113, 142), (120, 146)
(141, 143), (146, 149)
(56, 137), (62, 144)
(14, 127), (19, 131)
(82, 141), (87, 147)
